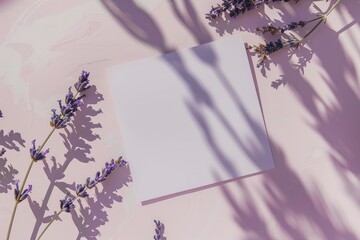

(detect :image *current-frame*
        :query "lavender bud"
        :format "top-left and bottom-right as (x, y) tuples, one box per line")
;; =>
(14, 180), (32, 203)
(75, 184), (89, 198)
(58, 100), (75, 118)
(50, 109), (69, 129)
(74, 71), (90, 92)
(65, 87), (74, 105)
(30, 140), (50, 162)
(85, 177), (96, 189)
(60, 194), (75, 212)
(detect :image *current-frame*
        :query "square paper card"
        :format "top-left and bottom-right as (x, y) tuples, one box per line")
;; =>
(107, 35), (274, 203)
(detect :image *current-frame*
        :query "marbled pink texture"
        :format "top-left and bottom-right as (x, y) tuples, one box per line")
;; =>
(0, 0), (360, 239)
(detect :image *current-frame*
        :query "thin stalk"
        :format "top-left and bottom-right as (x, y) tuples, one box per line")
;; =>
(326, 0), (341, 17)
(37, 192), (84, 240)
(36, 210), (63, 240)
(6, 200), (18, 240)
(305, 15), (323, 24)
(6, 127), (56, 240)
(302, 19), (324, 40)
(301, 0), (341, 41)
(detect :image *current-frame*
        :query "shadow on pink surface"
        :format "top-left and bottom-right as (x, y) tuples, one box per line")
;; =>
(26, 86), (132, 240)
(102, 0), (360, 239)
(209, 0), (360, 239)
(0, 129), (25, 193)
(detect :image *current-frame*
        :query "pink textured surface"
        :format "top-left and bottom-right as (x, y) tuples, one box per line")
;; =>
(0, 0), (359, 239)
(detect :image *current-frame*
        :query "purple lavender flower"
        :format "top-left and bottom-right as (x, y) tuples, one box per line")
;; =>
(30, 140), (50, 162)
(205, 5), (224, 20)
(58, 100), (76, 118)
(85, 157), (127, 189)
(85, 177), (97, 189)
(206, 0), (299, 20)
(60, 194), (75, 212)
(256, 21), (307, 35)
(51, 79), (86, 129)
(94, 170), (107, 183)
(153, 220), (164, 240)
(0, 110), (3, 117)
(65, 87), (74, 105)
(75, 184), (89, 198)
(248, 33), (301, 67)
(65, 87), (83, 108)
(116, 156), (128, 167)
(0, 148), (5, 157)
(50, 109), (70, 129)
(74, 71), (90, 92)
(285, 35), (300, 48)
(14, 180), (32, 203)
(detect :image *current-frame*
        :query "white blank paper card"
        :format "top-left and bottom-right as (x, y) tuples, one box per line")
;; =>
(107, 35), (274, 202)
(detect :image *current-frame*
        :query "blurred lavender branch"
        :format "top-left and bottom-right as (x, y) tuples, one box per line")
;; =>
(153, 220), (165, 240)
(206, 0), (299, 20)
(37, 157), (127, 240)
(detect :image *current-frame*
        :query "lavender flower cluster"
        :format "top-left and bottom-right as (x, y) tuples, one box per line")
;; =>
(30, 140), (49, 162)
(60, 157), (127, 213)
(206, 0), (341, 69)
(153, 220), (164, 240)
(206, 0), (299, 20)
(256, 21), (307, 35)
(50, 71), (89, 129)
(14, 71), (91, 204)
(14, 180), (32, 203)
(248, 35), (299, 67)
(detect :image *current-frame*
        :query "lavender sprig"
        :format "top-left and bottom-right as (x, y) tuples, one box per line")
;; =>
(256, 21), (307, 35)
(0, 110), (3, 118)
(206, 0), (299, 20)
(6, 71), (92, 240)
(30, 140), (50, 162)
(153, 220), (164, 240)
(13, 180), (32, 203)
(248, 35), (300, 67)
(60, 194), (75, 212)
(37, 157), (127, 240)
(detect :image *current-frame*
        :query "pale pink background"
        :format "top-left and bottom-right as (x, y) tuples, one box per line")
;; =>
(0, 0), (359, 239)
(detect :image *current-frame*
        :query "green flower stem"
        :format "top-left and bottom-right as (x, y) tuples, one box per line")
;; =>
(36, 209), (64, 240)
(6, 127), (56, 240)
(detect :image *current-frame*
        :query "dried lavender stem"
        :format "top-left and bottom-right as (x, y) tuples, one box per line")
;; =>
(37, 157), (126, 239)
(36, 209), (64, 240)
(301, 0), (341, 41)
(6, 84), (85, 240)
(37, 188), (86, 239)
(6, 127), (55, 240)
